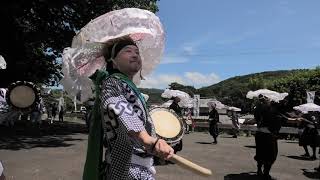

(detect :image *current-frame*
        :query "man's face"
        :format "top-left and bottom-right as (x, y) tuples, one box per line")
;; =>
(114, 45), (142, 77)
(258, 96), (268, 103)
(174, 97), (181, 103)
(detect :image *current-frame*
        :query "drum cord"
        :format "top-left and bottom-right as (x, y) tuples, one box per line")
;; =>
(151, 138), (160, 153)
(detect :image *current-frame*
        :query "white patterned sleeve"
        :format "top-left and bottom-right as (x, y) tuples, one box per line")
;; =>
(100, 77), (146, 133)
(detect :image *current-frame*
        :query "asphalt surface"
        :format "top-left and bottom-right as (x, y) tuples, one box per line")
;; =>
(0, 130), (319, 180)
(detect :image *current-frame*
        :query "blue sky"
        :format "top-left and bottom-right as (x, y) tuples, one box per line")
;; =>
(139, 0), (320, 89)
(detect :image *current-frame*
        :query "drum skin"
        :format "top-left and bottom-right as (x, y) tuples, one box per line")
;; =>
(6, 81), (40, 113)
(149, 107), (185, 145)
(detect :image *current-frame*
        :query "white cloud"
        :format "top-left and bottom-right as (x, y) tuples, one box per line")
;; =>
(216, 30), (258, 45)
(278, 1), (296, 15)
(160, 36), (209, 65)
(182, 45), (196, 55)
(185, 72), (220, 87)
(279, 0), (289, 5)
(160, 54), (189, 64)
(310, 37), (320, 48)
(198, 60), (219, 64)
(139, 72), (220, 89)
(139, 74), (186, 89)
(312, 41), (320, 48)
(199, 59), (250, 65)
(162, 33), (214, 64)
(171, 32), (214, 57)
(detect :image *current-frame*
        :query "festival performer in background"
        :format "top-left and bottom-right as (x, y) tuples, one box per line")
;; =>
(169, 96), (182, 116)
(254, 95), (283, 180)
(208, 104), (219, 144)
(230, 110), (240, 138)
(58, 106), (64, 122)
(298, 113), (319, 160)
(186, 108), (195, 132)
(169, 97), (183, 153)
(51, 103), (57, 122)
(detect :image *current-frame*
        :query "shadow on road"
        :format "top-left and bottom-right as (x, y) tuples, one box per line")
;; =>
(224, 172), (262, 180)
(302, 169), (320, 179)
(0, 120), (87, 150)
(220, 136), (238, 139)
(285, 155), (315, 161)
(195, 142), (213, 145)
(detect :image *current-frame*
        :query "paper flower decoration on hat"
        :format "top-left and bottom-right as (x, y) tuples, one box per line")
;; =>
(61, 8), (165, 102)
(161, 100), (173, 108)
(0, 88), (7, 111)
(207, 100), (226, 111)
(0, 55), (6, 69)
(293, 103), (320, 114)
(161, 89), (194, 108)
(227, 106), (241, 112)
(246, 89), (288, 102)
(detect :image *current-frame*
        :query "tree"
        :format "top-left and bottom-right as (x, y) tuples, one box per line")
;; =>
(197, 69), (320, 113)
(0, 0), (159, 87)
(168, 82), (197, 96)
(248, 76), (265, 90)
(271, 68), (320, 107)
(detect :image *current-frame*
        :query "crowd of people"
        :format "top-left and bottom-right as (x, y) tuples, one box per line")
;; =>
(206, 94), (320, 179)
(1, 40), (319, 179)
(79, 34), (319, 180)
(0, 99), (65, 127)
(25, 102), (65, 125)
(2, 7), (319, 180)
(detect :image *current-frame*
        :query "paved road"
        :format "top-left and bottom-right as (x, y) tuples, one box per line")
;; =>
(156, 132), (319, 180)
(0, 131), (319, 180)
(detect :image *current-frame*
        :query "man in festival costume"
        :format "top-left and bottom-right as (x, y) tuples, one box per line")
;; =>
(61, 8), (173, 180)
(299, 113), (318, 160)
(229, 110), (240, 138)
(314, 113), (320, 172)
(99, 37), (174, 179)
(254, 95), (284, 180)
(168, 96), (183, 153)
(208, 104), (219, 144)
(169, 96), (182, 116)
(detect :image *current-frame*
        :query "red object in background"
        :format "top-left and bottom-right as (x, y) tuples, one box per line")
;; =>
(188, 113), (195, 129)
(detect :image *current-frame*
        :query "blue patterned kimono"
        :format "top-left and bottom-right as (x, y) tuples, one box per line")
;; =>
(100, 74), (156, 180)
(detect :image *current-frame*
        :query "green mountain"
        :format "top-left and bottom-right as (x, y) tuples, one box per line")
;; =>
(140, 88), (164, 105)
(141, 68), (320, 112)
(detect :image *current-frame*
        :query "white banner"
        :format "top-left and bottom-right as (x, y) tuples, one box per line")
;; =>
(193, 95), (200, 117)
(306, 91), (316, 103)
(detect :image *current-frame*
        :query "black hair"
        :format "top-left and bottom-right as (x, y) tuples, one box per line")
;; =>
(103, 39), (144, 79)
(104, 39), (137, 63)
(104, 39), (137, 71)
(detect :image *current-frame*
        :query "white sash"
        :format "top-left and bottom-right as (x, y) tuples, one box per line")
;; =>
(0, 161), (3, 176)
(131, 154), (156, 175)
